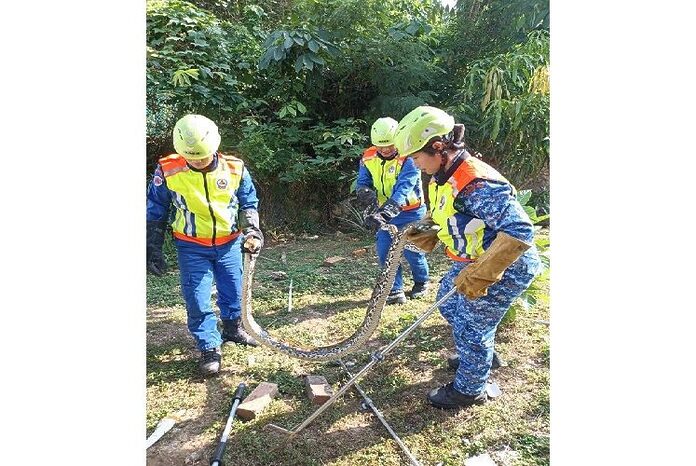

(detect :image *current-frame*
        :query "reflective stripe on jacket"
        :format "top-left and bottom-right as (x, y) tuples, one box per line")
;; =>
(359, 146), (422, 209)
(429, 156), (513, 261)
(152, 153), (248, 246)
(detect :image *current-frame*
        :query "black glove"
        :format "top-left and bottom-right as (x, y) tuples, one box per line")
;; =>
(356, 186), (377, 208)
(240, 209), (264, 254)
(146, 221), (168, 276)
(364, 199), (401, 232)
(364, 211), (387, 232)
(379, 199), (401, 222)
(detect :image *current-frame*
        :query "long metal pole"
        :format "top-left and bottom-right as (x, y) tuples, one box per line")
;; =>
(267, 287), (458, 437)
(210, 382), (246, 466)
(339, 360), (422, 466)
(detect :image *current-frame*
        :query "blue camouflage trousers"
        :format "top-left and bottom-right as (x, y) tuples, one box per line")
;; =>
(437, 250), (541, 395)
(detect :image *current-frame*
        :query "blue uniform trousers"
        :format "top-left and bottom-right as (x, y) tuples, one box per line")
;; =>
(436, 249), (540, 395)
(375, 206), (430, 293)
(175, 237), (243, 351)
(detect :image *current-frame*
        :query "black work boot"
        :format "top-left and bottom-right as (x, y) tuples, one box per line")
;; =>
(199, 347), (222, 376)
(386, 290), (407, 305)
(407, 281), (429, 299)
(447, 351), (504, 371)
(222, 319), (259, 347)
(427, 382), (487, 409)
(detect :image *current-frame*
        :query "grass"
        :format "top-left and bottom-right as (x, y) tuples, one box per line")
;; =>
(146, 231), (550, 465)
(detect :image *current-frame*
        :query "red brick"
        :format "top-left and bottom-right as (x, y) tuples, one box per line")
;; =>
(304, 375), (333, 405)
(236, 382), (278, 421)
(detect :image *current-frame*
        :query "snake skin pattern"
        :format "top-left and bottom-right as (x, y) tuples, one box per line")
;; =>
(240, 223), (417, 361)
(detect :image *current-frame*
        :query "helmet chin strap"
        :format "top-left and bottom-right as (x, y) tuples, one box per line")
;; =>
(433, 149), (466, 184)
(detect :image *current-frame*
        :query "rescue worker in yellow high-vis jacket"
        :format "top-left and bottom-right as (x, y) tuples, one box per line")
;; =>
(394, 106), (542, 409)
(146, 114), (263, 376)
(356, 117), (430, 305)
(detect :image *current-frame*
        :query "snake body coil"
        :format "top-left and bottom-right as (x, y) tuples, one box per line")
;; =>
(241, 223), (416, 361)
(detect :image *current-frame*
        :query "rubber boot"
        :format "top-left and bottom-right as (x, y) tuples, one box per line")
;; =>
(427, 382), (487, 409)
(222, 319), (259, 347)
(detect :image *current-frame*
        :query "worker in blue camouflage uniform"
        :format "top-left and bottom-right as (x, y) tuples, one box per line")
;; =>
(394, 106), (542, 409)
(146, 114), (263, 377)
(356, 117), (430, 305)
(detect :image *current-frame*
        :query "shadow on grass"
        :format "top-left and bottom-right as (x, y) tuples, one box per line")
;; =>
(147, 240), (548, 465)
(148, 315), (547, 466)
(146, 342), (199, 385)
(211, 374), (473, 466)
(199, 319), (478, 465)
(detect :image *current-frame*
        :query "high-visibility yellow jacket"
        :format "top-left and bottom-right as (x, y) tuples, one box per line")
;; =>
(429, 155), (526, 262)
(356, 146), (423, 210)
(146, 153), (259, 246)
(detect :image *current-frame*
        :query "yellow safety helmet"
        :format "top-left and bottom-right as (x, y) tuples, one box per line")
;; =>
(370, 117), (399, 147)
(172, 114), (221, 160)
(393, 106), (455, 157)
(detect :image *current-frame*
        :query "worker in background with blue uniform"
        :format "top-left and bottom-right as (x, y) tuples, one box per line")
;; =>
(394, 106), (542, 409)
(146, 114), (263, 377)
(356, 117), (430, 305)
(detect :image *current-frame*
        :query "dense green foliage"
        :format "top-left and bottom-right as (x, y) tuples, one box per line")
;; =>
(147, 0), (550, 229)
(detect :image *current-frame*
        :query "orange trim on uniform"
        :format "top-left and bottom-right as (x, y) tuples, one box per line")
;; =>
(362, 146), (378, 161)
(220, 153), (244, 175)
(446, 247), (475, 263)
(401, 201), (422, 211)
(159, 153), (180, 163)
(173, 230), (241, 246)
(159, 154), (189, 177)
(159, 154), (187, 167)
(449, 157), (508, 195)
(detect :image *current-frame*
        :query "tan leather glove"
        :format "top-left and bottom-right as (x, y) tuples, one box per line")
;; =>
(454, 232), (531, 299)
(405, 216), (441, 253)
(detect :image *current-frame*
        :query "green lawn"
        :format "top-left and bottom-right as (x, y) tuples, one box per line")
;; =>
(146, 231), (550, 466)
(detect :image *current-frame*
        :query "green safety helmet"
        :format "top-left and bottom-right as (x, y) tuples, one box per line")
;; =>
(393, 106), (455, 157)
(370, 117), (399, 147)
(173, 114), (221, 160)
